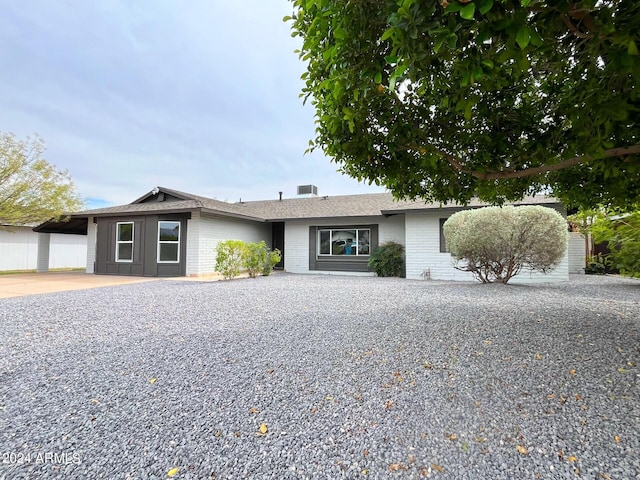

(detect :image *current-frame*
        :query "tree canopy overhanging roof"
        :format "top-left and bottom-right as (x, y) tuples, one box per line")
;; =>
(288, 0), (640, 209)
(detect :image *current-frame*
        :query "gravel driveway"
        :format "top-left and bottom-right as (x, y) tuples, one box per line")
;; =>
(1, 274), (639, 479)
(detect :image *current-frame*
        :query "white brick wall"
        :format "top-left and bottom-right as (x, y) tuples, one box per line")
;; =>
(379, 214), (405, 245)
(405, 210), (570, 284)
(185, 211), (201, 276)
(187, 213), (271, 276)
(283, 221), (311, 274)
(405, 212), (470, 281)
(284, 216), (406, 274)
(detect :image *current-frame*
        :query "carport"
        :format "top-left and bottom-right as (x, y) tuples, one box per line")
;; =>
(32, 217), (88, 273)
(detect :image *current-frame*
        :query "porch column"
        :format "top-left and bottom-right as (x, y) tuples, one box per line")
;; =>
(36, 233), (51, 273)
(86, 217), (97, 274)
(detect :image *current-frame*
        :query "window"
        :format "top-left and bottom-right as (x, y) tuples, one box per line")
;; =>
(158, 221), (180, 263)
(439, 218), (449, 253)
(116, 222), (134, 262)
(318, 228), (370, 256)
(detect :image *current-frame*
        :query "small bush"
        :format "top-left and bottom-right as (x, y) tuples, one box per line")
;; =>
(262, 248), (281, 276)
(368, 241), (405, 277)
(443, 205), (569, 284)
(215, 240), (247, 280)
(216, 240), (281, 279)
(585, 255), (607, 275)
(244, 241), (268, 278)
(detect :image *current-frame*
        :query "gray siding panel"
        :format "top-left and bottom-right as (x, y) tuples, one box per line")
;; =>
(95, 214), (188, 276)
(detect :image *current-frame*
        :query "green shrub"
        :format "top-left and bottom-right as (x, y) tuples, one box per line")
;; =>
(589, 209), (640, 278)
(443, 206), (569, 284)
(262, 248), (281, 276)
(244, 241), (268, 278)
(215, 240), (247, 280)
(368, 241), (405, 277)
(585, 254), (608, 275)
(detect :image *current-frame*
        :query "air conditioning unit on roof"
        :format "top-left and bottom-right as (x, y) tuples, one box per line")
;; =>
(297, 185), (318, 197)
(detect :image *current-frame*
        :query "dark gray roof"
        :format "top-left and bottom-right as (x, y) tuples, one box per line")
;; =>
(72, 187), (562, 222)
(75, 188), (266, 222)
(236, 193), (561, 220)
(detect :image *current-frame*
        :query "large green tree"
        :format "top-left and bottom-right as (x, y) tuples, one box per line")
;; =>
(288, 0), (640, 208)
(0, 132), (83, 226)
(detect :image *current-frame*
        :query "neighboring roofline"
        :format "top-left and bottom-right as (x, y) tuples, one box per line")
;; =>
(2, 223), (39, 228)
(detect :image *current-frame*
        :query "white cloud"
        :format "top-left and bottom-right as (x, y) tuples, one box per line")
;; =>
(0, 0), (386, 207)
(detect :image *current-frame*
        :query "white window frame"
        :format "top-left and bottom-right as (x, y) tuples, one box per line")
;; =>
(157, 221), (180, 263)
(115, 222), (134, 263)
(317, 228), (370, 256)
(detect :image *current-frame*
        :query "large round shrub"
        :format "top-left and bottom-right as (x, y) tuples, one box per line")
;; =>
(443, 206), (569, 283)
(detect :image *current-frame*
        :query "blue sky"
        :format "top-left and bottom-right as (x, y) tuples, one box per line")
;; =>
(0, 1), (385, 208)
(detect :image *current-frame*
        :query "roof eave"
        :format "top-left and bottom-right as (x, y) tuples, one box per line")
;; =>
(262, 213), (388, 222)
(75, 207), (198, 218)
(200, 208), (266, 222)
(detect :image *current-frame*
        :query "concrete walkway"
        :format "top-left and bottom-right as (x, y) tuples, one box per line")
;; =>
(0, 272), (159, 298)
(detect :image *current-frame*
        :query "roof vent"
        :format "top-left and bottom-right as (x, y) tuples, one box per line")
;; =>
(297, 184), (318, 197)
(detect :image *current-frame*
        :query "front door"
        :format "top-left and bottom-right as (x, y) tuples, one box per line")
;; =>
(272, 222), (285, 269)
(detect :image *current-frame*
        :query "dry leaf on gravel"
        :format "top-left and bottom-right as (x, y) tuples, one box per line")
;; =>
(167, 467), (179, 477)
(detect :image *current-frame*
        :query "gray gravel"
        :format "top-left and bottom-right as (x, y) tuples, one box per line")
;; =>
(1, 273), (639, 479)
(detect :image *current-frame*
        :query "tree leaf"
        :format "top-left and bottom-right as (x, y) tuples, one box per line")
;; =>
(460, 3), (476, 20)
(478, 0), (494, 15)
(258, 423), (268, 435)
(167, 467), (179, 477)
(516, 445), (529, 455)
(381, 27), (395, 41)
(628, 40), (639, 56)
(516, 27), (530, 50)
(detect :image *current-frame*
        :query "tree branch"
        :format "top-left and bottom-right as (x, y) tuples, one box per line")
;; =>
(435, 145), (640, 180)
(561, 13), (592, 39)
